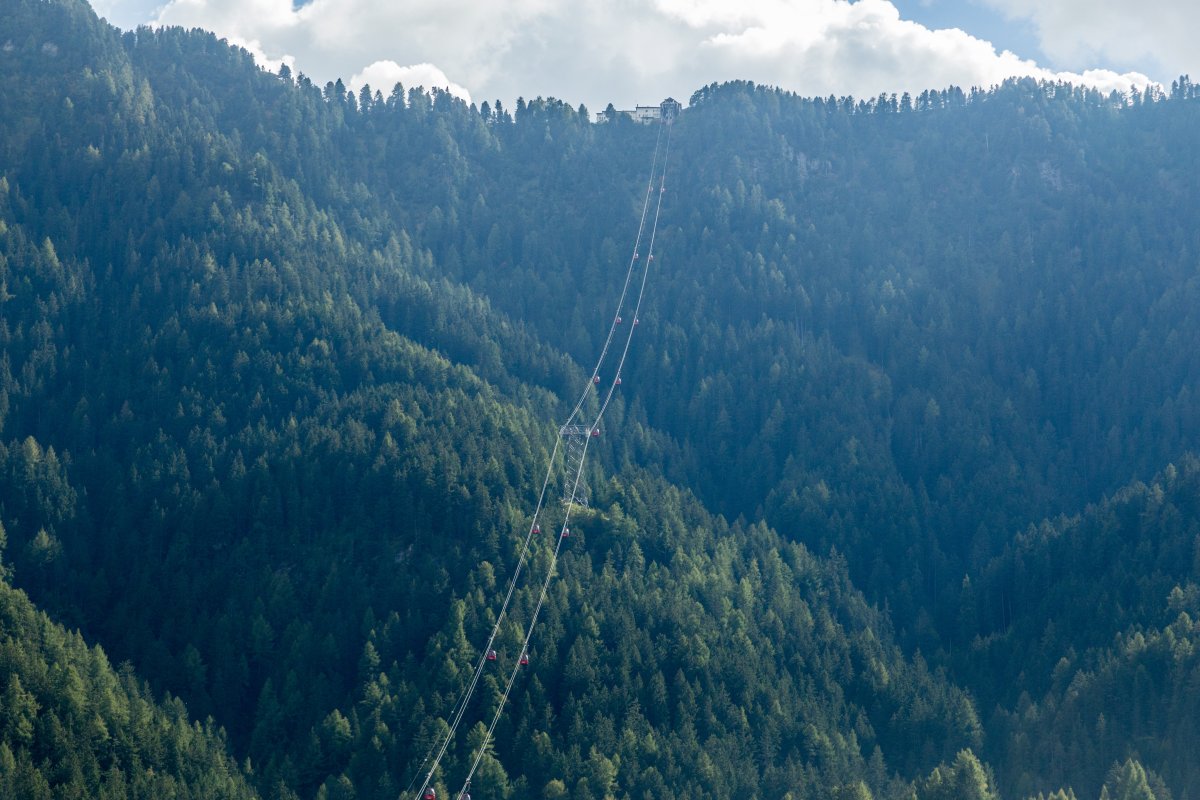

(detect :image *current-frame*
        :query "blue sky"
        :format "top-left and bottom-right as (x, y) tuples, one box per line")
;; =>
(890, 0), (1045, 64)
(89, 0), (1183, 111)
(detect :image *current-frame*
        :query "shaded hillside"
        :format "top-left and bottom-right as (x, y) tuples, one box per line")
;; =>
(114, 34), (1200, 658)
(0, 2), (985, 799)
(4, 0), (1200, 797)
(0, 549), (258, 799)
(961, 456), (1200, 797)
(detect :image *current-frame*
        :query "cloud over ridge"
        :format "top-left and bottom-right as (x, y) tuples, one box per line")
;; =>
(149, 0), (1158, 110)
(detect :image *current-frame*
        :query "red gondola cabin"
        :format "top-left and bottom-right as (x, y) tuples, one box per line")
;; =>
(423, 790), (436, 800)
(486, 649), (497, 661)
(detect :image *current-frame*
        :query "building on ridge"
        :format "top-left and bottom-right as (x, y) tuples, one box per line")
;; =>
(595, 97), (683, 124)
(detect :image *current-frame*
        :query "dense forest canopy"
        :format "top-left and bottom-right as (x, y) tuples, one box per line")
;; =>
(2, 0), (1200, 798)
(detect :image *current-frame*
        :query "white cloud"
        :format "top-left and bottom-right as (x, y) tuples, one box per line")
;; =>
(132, 0), (1160, 111)
(349, 61), (472, 104)
(980, 0), (1200, 80)
(227, 36), (295, 74)
(668, 0), (1155, 99)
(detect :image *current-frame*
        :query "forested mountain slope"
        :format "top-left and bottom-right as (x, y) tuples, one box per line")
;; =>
(965, 456), (1200, 798)
(0, 547), (259, 800)
(1, 2), (979, 799)
(3, 0), (1200, 798)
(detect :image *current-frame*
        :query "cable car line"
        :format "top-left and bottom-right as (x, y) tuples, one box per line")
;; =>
(558, 120), (666, 432)
(411, 113), (673, 800)
(457, 118), (674, 798)
(410, 445), (562, 800)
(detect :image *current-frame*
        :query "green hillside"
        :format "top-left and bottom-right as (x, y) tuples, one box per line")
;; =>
(2, 0), (1200, 798)
(0, 542), (258, 798)
(965, 456), (1200, 797)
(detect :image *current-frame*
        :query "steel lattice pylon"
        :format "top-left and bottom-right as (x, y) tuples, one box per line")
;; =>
(559, 424), (593, 507)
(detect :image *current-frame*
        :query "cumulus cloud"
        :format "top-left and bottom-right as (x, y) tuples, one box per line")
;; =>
(980, 0), (1200, 80)
(152, 0), (548, 102)
(226, 36), (295, 74)
(349, 61), (472, 104)
(142, 0), (1157, 111)
(666, 0), (1154, 98)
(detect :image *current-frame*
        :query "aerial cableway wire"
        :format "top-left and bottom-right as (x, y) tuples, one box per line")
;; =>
(562, 119), (666, 428)
(411, 116), (672, 800)
(456, 118), (675, 798)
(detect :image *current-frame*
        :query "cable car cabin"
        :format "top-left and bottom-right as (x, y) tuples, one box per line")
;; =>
(634, 251), (640, 260)
(562, 527), (570, 538)
(486, 649), (497, 662)
(615, 376), (622, 386)
(593, 375), (601, 384)
(423, 790), (436, 800)
(633, 317), (640, 326)
(459, 792), (470, 800)
(615, 316), (623, 324)
(591, 428), (601, 437)
(648, 254), (655, 261)
(532, 524), (541, 534)
(520, 653), (529, 666)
